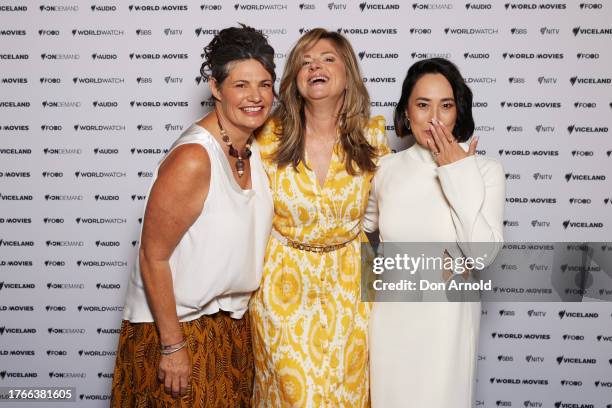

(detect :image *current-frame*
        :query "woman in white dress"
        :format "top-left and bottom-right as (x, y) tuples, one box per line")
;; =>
(364, 58), (505, 407)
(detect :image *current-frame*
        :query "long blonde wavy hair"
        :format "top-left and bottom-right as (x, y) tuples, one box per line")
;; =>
(272, 28), (377, 175)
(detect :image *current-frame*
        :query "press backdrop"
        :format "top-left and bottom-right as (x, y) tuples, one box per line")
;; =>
(0, 1), (611, 406)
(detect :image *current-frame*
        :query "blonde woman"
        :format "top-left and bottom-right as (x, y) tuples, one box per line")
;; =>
(250, 28), (389, 407)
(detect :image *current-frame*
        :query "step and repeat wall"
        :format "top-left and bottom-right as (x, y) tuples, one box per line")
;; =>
(1, 1), (611, 406)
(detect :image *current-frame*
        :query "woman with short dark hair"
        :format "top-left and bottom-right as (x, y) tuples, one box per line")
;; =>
(111, 25), (275, 407)
(364, 58), (505, 408)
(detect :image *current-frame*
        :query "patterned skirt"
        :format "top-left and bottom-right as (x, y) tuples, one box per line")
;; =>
(111, 311), (254, 408)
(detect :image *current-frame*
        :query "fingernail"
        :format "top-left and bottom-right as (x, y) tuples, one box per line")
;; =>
(432, 118), (439, 125)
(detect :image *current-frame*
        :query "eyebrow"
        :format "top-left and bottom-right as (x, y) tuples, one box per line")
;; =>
(231, 79), (272, 84)
(415, 97), (455, 102)
(303, 51), (337, 58)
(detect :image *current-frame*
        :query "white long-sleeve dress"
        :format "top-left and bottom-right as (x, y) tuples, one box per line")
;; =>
(364, 142), (505, 408)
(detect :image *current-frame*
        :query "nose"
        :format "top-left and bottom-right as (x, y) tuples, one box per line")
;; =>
(308, 58), (322, 71)
(247, 86), (262, 103)
(429, 109), (440, 125)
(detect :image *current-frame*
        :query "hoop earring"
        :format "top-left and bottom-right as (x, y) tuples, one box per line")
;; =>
(404, 116), (411, 132)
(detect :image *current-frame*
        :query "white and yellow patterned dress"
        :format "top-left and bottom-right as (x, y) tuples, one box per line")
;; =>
(250, 116), (389, 407)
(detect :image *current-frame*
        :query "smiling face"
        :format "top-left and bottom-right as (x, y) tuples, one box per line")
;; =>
(211, 58), (274, 133)
(296, 39), (347, 105)
(406, 73), (457, 147)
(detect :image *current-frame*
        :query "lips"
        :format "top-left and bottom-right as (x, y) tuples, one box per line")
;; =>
(240, 106), (263, 113)
(308, 75), (328, 84)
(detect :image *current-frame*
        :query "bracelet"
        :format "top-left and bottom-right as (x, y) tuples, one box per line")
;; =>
(160, 338), (186, 351)
(160, 340), (187, 355)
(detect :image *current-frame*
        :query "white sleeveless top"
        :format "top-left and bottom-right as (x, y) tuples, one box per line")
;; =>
(123, 124), (273, 322)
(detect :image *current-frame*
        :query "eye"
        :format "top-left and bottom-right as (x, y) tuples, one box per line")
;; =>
(235, 83), (246, 88)
(324, 56), (335, 63)
(442, 102), (455, 109)
(302, 60), (311, 67)
(416, 102), (428, 108)
(261, 82), (272, 88)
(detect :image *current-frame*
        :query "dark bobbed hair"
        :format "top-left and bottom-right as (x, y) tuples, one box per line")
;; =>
(394, 58), (474, 143)
(200, 24), (276, 92)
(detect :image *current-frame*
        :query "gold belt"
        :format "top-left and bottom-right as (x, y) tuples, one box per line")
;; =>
(271, 228), (360, 253)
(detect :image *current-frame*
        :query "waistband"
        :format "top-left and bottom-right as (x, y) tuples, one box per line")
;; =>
(271, 227), (360, 253)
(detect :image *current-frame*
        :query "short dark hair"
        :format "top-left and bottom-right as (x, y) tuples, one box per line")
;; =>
(394, 58), (474, 143)
(200, 24), (276, 88)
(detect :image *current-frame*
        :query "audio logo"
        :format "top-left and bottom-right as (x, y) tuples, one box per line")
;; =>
(465, 3), (492, 10)
(91, 5), (117, 11)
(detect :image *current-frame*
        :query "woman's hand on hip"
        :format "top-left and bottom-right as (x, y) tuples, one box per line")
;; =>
(427, 120), (478, 166)
(158, 347), (191, 398)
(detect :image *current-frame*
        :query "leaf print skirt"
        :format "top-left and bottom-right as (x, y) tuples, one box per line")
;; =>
(111, 311), (253, 408)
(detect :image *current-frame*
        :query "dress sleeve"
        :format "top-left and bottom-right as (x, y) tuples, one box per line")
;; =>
(366, 115), (391, 158)
(362, 116), (390, 233)
(436, 155), (505, 265)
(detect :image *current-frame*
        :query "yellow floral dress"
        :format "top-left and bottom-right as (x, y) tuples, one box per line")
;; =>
(250, 116), (389, 407)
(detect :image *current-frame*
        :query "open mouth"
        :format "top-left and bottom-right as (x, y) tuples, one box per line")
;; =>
(308, 75), (328, 84)
(240, 106), (263, 113)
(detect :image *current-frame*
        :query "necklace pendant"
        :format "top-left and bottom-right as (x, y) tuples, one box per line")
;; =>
(236, 158), (245, 177)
